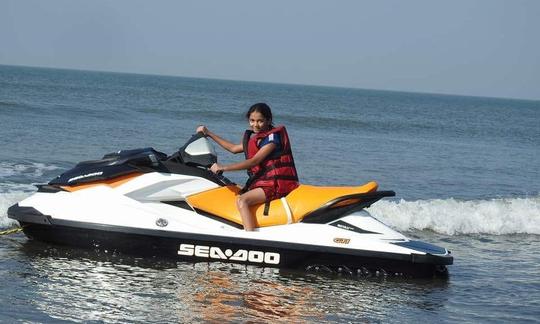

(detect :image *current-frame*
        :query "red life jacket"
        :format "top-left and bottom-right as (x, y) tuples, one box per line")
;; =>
(242, 125), (299, 198)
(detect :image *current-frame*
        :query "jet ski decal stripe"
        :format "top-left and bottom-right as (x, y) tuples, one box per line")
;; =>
(162, 200), (194, 211)
(61, 172), (142, 192)
(392, 240), (449, 255)
(330, 220), (380, 234)
(36, 184), (66, 193)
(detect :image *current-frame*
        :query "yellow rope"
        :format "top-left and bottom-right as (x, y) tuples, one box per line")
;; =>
(0, 227), (23, 235)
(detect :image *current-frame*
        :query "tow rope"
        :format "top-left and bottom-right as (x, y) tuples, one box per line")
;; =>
(0, 227), (23, 236)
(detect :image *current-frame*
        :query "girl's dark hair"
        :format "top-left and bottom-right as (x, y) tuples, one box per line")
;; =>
(245, 103), (273, 126)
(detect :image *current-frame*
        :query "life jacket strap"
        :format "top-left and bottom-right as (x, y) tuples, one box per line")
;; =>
(263, 200), (271, 216)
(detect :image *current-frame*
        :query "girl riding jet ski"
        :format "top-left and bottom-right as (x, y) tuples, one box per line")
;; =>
(197, 103), (299, 231)
(8, 105), (453, 277)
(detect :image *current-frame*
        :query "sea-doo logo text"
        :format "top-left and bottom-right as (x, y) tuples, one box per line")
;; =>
(178, 244), (280, 265)
(68, 172), (103, 183)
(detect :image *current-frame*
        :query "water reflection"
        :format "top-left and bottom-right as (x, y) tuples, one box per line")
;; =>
(190, 271), (322, 323)
(17, 240), (450, 323)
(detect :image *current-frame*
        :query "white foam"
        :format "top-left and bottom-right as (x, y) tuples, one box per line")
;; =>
(370, 196), (540, 235)
(0, 161), (59, 228)
(0, 191), (33, 228)
(0, 161), (60, 178)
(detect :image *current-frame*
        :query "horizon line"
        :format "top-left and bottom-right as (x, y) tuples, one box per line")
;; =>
(2, 63), (539, 103)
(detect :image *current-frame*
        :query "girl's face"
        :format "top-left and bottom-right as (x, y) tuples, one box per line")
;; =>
(249, 111), (271, 133)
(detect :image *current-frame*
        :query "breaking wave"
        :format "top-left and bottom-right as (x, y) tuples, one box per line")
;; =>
(370, 196), (540, 235)
(0, 161), (60, 179)
(0, 190), (33, 228)
(0, 161), (61, 228)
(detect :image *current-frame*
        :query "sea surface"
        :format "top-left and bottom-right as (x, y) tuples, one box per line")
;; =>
(1, 64), (539, 323)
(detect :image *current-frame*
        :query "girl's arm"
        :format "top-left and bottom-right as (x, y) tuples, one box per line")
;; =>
(211, 143), (276, 173)
(207, 130), (243, 154)
(197, 126), (243, 154)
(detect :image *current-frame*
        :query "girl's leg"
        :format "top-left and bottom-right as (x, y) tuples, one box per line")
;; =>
(236, 188), (266, 231)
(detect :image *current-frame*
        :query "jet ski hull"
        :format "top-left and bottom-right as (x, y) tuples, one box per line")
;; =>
(7, 135), (453, 278)
(10, 205), (451, 278)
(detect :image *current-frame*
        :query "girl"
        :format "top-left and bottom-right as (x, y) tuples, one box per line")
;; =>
(197, 103), (299, 231)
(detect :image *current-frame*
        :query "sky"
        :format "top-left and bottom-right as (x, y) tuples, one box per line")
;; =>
(1, 0), (539, 100)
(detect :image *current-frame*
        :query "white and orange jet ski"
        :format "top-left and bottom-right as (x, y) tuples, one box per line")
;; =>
(8, 133), (452, 277)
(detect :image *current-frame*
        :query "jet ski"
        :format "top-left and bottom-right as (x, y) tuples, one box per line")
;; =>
(8, 133), (453, 278)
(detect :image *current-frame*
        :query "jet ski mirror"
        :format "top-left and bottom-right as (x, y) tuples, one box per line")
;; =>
(175, 132), (218, 168)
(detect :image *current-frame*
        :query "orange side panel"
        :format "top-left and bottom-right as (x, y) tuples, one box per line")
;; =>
(186, 186), (289, 227)
(186, 181), (379, 228)
(61, 172), (143, 192)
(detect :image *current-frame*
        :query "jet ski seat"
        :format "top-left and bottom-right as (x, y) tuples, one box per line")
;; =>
(186, 181), (379, 228)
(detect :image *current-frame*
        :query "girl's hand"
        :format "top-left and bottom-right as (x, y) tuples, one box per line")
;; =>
(210, 163), (223, 174)
(196, 125), (208, 136)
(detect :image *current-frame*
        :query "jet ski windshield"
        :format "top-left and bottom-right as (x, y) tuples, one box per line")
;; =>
(168, 132), (217, 168)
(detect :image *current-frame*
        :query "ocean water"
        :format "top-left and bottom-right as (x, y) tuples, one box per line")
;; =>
(1, 64), (539, 323)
